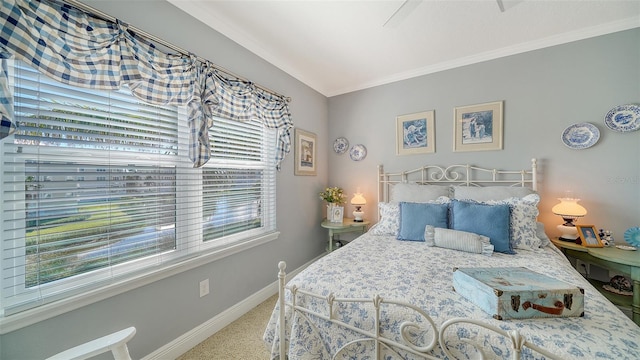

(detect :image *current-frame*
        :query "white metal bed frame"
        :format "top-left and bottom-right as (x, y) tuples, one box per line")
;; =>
(378, 159), (537, 219)
(275, 159), (559, 360)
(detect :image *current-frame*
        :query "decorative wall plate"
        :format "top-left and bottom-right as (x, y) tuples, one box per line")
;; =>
(623, 226), (640, 248)
(604, 104), (640, 132)
(349, 144), (367, 161)
(561, 122), (599, 149)
(333, 137), (349, 154)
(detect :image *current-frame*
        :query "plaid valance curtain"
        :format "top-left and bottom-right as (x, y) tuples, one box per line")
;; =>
(0, 0), (292, 169)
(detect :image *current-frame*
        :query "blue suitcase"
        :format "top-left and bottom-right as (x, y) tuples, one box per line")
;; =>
(453, 267), (585, 320)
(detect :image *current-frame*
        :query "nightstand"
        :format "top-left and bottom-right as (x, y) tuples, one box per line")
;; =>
(551, 238), (640, 326)
(321, 217), (370, 252)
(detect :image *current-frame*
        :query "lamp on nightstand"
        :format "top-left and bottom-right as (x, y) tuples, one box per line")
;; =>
(351, 190), (366, 222)
(552, 196), (587, 242)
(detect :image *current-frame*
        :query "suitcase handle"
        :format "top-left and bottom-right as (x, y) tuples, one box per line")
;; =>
(522, 300), (564, 315)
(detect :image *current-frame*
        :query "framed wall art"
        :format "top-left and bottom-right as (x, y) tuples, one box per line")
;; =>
(396, 110), (435, 155)
(294, 128), (317, 176)
(453, 101), (503, 152)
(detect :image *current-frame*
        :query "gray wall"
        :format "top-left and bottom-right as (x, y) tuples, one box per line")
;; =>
(0, 1), (329, 359)
(328, 28), (639, 242)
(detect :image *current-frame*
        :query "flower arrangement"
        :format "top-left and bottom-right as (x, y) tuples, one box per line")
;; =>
(319, 186), (345, 205)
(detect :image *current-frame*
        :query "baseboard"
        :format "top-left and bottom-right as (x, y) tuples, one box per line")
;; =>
(142, 256), (321, 359)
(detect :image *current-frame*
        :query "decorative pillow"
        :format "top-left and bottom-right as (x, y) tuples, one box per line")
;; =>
(369, 202), (400, 236)
(450, 199), (514, 254)
(424, 225), (493, 256)
(370, 196), (450, 236)
(397, 202), (448, 241)
(453, 186), (536, 202)
(391, 183), (451, 203)
(484, 194), (542, 250)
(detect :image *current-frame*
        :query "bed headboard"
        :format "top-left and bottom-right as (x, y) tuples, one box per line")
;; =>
(377, 158), (537, 205)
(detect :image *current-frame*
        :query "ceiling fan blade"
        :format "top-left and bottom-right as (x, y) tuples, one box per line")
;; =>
(383, 0), (422, 28)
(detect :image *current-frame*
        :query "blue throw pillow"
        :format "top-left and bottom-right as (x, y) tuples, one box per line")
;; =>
(397, 202), (448, 241)
(450, 199), (514, 254)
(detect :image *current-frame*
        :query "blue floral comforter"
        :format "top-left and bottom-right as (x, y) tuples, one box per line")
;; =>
(263, 233), (640, 359)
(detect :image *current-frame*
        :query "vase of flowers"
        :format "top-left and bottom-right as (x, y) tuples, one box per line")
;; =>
(319, 186), (345, 223)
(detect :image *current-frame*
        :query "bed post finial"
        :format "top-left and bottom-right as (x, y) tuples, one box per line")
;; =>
(531, 158), (537, 191)
(278, 261), (287, 359)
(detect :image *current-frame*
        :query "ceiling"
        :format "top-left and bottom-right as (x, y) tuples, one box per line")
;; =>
(169, 0), (640, 97)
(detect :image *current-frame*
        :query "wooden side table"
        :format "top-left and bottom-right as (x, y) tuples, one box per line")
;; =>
(551, 238), (640, 326)
(321, 217), (369, 252)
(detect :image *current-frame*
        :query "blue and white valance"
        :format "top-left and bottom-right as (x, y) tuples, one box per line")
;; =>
(0, 58), (16, 139)
(0, 0), (292, 169)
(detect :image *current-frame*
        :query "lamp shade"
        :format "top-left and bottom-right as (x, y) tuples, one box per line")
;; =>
(350, 193), (367, 206)
(552, 197), (587, 217)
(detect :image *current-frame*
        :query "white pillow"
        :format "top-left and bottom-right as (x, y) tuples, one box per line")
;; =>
(369, 202), (400, 236)
(424, 225), (493, 256)
(484, 194), (542, 250)
(391, 183), (451, 202)
(453, 186), (536, 202)
(535, 222), (551, 248)
(370, 196), (450, 236)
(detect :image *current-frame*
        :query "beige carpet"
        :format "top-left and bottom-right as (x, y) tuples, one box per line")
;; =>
(178, 294), (278, 360)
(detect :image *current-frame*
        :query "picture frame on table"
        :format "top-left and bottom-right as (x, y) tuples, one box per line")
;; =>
(396, 110), (435, 155)
(576, 224), (604, 247)
(453, 101), (503, 152)
(294, 128), (317, 176)
(329, 206), (344, 223)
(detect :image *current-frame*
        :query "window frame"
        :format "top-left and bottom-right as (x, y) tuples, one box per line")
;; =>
(0, 59), (279, 332)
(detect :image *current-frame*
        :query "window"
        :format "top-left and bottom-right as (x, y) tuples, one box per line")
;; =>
(0, 59), (277, 315)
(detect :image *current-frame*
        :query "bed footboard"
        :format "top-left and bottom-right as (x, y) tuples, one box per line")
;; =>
(275, 261), (560, 360)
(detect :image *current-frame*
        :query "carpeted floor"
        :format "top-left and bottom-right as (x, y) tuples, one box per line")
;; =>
(177, 294), (278, 359)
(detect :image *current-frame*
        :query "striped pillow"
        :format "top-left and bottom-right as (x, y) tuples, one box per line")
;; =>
(424, 225), (493, 256)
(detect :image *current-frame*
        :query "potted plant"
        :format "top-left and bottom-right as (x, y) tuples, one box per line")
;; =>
(319, 187), (345, 223)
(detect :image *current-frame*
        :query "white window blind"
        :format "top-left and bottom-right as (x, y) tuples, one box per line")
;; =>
(0, 59), (277, 315)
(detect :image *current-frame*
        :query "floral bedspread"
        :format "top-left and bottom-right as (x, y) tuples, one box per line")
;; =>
(263, 233), (640, 359)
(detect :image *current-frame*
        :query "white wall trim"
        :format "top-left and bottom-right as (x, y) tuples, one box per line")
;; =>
(143, 255), (323, 360)
(327, 18), (640, 97)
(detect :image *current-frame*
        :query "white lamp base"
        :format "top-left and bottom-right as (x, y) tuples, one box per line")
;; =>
(353, 210), (364, 222)
(557, 224), (579, 242)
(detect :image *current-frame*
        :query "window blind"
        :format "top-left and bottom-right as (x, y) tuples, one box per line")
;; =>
(0, 59), (277, 315)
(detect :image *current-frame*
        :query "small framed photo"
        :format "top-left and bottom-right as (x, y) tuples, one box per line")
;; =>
(294, 128), (317, 176)
(329, 206), (344, 223)
(576, 225), (604, 247)
(396, 110), (435, 155)
(453, 101), (503, 152)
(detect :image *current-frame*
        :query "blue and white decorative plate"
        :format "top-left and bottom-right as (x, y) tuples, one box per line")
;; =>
(561, 122), (600, 149)
(349, 144), (367, 161)
(333, 137), (349, 154)
(604, 104), (640, 132)
(623, 226), (640, 248)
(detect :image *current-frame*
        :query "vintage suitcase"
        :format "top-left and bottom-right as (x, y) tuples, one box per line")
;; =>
(452, 267), (584, 320)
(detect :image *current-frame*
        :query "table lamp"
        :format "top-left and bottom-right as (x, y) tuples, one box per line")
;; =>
(351, 191), (366, 222)
(552, 196), (587, 242)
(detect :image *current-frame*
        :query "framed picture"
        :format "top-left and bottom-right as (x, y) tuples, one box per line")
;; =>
(294, 128), (317, 176)
(453, 101), (503, 152)
(576, 225), (604, 247)
(329, 206), (344, 223)
(396, 110), (435, 155)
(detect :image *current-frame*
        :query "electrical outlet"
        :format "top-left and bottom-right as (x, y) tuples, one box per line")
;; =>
(199, 279), (210, 298)
(576, 260), (589, 277)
